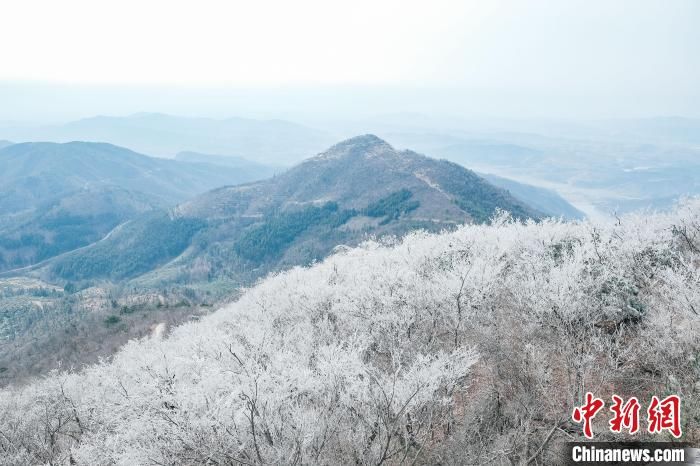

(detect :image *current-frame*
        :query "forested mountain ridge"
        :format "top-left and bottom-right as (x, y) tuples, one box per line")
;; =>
(0, 141), (269, 211)
(0, 186), (158, 272)
(0, 141), (271, 271)
(176, 134), (539, 222)
(1, 199), (697, 464)
(42, 135), (541, 285)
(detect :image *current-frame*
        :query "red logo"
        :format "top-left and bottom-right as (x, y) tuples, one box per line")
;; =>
(609, 395), (641, 434)
(572, 393), (682, 439)
(647, 395), (682, 438)
(572, 392), (605, 439)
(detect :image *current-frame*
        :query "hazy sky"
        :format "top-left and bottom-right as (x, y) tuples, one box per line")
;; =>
(1, 0), (698, 120)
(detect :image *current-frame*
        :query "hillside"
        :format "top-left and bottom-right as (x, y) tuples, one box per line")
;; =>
(1, 200), (697, 465)
(174, 150), (277, 177)
(1, 113), (335, 164)
(0, 141), (270, 212)
(0, 186), (158, 271)
(480, 172), (585, 219)
(0, 142), (271, 271)
(43, 135), (541, 285)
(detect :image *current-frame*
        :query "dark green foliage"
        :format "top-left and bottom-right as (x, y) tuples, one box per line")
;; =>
(0, 208), (136, 272)
(36, 213), (122, 261)
(50, 213), (206, 281)
(362, 189), (420, 219)
(233, 191), (421, 263)
(104, 315), (121, 326)
(234, 202), (352, 262)
(119, 305), (135, 315)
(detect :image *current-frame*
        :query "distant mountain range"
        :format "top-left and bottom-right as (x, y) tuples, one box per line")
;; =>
(174, 150), (278, 177)
(37, 135), (541, 287)
(0, 113), (335, 164)
(0, 142), (272, 271)
(0, 137), (582, 279)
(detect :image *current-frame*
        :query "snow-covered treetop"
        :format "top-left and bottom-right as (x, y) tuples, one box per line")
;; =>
(1, 200), (699, 465)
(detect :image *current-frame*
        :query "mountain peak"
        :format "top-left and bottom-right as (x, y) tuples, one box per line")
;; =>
(316, 134), (394, 160)
(334, 134), (391, 149)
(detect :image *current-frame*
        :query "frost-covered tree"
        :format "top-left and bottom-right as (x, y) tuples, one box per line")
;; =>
(0, 200), (698, 465)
